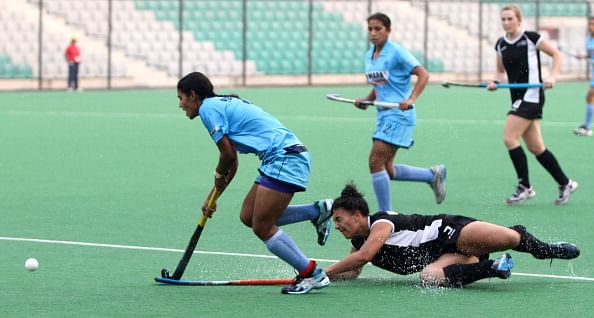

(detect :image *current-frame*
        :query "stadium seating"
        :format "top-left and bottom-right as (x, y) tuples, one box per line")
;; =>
(0, 54), (33, 78)
(132, 0), (371, 75)
(2, 0), (590, 82)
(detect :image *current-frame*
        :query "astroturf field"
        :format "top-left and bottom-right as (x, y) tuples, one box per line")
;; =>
(1, 82), (592, 317)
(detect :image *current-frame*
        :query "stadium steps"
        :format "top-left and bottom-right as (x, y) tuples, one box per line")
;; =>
(417, 1), (589, 74)
(0, 0), (174, 86)
(518, 2), (589, 17)
(134, 0), (369, 75)
(374, 1), (488, 73)
(41, 0), (252, 78)
(0, 54), (33, 79)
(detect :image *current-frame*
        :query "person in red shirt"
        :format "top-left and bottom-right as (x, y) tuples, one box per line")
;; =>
(64, 38), (81, 90)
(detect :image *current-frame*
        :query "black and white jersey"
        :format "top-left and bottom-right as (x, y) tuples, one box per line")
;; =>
(351, 211), (475, 275)
(495, 30), (545, 105)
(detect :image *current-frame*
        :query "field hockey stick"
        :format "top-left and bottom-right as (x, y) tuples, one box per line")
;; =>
(160, 188), (221, 280)
(441, 81), (544, 89)
(558, 47), (590, 61)
(155, 277), (296, 286)
(326, 93), (401, 108)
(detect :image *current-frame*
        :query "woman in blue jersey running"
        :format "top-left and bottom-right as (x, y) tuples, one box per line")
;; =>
(354, 13), (446, 212)
(176, 72), (332, 295)
(324, 182), (580, 288)
(574, 16), (594, 137)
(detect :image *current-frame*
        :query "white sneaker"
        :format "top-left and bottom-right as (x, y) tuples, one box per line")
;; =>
(505, 184), (536, 205)
(429, 165), (447, 204)
(574, 125), (593, 136)
(281, 270), (330, 295)
(312, 199), (333, 246)
(554, 180), (578, 205)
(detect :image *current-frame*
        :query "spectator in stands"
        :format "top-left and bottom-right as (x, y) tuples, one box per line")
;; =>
(64, 37), (81, 91)
(353, 12), (445, 212)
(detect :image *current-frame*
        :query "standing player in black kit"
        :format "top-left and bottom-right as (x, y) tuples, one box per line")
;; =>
(487, 4), (577, 205)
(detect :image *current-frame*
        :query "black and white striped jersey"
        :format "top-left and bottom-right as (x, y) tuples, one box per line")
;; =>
(351, 211), (474, 275)
(495, 30), (545, 105)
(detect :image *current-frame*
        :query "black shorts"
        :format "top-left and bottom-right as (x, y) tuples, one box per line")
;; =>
(370, 215), (477, 275)
(438, 214), (478, 255)
(507, 99), (543, 120)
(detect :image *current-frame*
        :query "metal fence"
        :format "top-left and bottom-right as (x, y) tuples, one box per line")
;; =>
(0, 0), (592, 90)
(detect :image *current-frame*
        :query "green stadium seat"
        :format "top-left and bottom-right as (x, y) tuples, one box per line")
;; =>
(135, 0), (367, 75)
(428, 59), (445, 73)
(0, 54), (11, 64)
(133, 1), (147, 10)
(15, 65), (33, 78)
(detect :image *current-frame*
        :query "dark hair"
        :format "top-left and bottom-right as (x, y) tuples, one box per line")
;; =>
(331, 182), (369, 216)
(177, 72), (242, 100)
(177, 72), (216, 100)
(367, 12), (391, 30)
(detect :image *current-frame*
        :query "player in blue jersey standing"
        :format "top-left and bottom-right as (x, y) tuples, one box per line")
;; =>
(574, 16), (594, 137)
(354, 12), (445, 212)
(324, 182), (580, 287)
(486, 5), (577, 205)
(176, 72), (332, 294)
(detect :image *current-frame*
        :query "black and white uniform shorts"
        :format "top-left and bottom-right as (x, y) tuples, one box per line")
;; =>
(507, 99), (544, 120)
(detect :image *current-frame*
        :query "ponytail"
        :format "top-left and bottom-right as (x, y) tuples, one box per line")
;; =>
(332, 182), (369, 216)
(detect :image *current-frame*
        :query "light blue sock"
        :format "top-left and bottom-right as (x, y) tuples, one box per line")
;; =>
(392, 164), (434, 183)
(371, 170), (392, 211)
(584, 104), (594, 129)
(264, 229), (310, 272)
(276, 203), (318, 226)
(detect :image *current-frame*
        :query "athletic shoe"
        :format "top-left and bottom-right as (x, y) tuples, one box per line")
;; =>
(547, 242), (580, 259)
(491, 253), (514, 279)
(554, 180), (578, 205)
(281, 270), (330, 295)
(312, 199), (333, 246)
(574, 125), (593, 136)
(429, 165), (447, 204)
(505, 184), (536, 205)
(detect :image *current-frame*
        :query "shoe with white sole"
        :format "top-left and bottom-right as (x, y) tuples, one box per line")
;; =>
(281, 269), (330, 295)
(429, 165), (447, 204)
(505, 184), (536, 205)
(554, 180), (578, 205)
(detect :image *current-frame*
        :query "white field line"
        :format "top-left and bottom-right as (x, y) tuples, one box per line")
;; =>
(2, 236), (592, 282)
(0, 110), (580, 126)
(0, 236), (337, 263)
